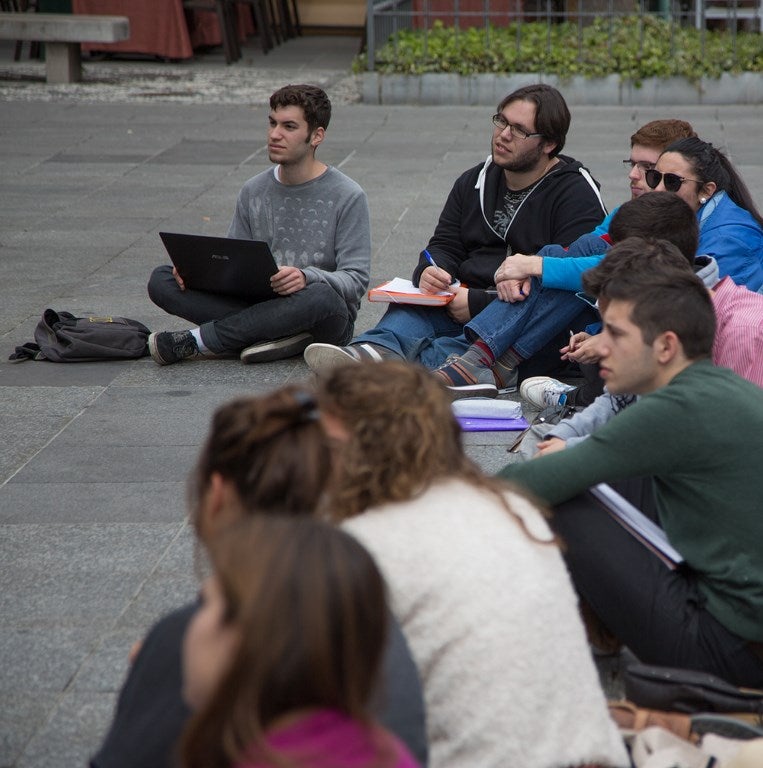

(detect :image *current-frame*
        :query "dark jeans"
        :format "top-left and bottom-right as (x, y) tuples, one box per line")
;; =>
(565, 362), (605, 408)
(147, 265), (354, 353)
(551, 491), (763, 689)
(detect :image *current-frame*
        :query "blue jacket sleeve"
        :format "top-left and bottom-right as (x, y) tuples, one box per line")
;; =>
(538, 232), (610, 291)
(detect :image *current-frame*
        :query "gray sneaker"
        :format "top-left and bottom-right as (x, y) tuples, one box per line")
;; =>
(433, 350), (499, 399)
(240, 332), (313, 364)
(148, 330), (199, 366)
(303, 342), (396, 374)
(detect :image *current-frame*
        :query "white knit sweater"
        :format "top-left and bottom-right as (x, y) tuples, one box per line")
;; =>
(343, 478), (629, 768)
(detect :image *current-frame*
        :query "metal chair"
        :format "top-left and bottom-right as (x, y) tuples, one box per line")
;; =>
(183, 0), (240, 63)
(0, 0), (40, 61)
(232, 0), (274, 53)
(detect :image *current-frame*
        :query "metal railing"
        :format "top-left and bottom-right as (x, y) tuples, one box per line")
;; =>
(364, 0), (762, 69)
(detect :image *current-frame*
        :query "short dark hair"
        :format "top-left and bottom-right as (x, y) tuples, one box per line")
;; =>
(609, 192), (699, 261)
(630, 119), (696, 151)
(584, 238), (715, 359)
(270, 84), (332, 134)
(497, 84), (570, 158)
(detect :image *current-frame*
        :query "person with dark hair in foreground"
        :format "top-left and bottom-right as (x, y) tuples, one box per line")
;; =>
(500, 237), (763, 688)
(180, 517), (419, 768)
(90, 390), (427, 768)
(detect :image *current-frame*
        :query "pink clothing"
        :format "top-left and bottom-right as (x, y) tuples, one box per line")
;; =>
(236, 709), (419, 768)
(712, 277), (763, 388)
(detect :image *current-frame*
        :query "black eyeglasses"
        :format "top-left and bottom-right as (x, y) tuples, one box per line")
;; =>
(491, 114), (543, 140)
(645, 169), (703, 192)
(622, 159), (655, 174)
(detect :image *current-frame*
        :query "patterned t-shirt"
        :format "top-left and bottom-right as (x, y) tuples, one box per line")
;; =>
(493, 184), (533, 239)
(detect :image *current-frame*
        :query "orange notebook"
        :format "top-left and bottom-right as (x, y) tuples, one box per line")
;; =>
(368, 277), (457, 306)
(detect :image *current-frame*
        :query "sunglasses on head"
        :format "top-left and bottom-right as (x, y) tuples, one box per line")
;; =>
(645, 169), (703, 193)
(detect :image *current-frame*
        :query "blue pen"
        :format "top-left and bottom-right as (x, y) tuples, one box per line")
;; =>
(423, 249), (438, 269)
(423, 249), (460, 290)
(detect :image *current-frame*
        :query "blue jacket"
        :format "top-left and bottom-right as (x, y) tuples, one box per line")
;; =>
(699, 191), (763, 292)
(542, 192), (763, 292)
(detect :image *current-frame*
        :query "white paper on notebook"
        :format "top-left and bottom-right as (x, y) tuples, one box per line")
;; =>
(368, 277), (460, 306)
(590, 483), (685, 566)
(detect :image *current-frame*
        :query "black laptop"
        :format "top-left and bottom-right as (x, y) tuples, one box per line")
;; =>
(159, 232), (279, 303)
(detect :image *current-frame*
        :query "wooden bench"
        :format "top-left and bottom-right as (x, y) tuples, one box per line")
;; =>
(0, 12), (129, 83)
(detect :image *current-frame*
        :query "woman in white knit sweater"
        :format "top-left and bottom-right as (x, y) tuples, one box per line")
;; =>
(317, 361), (628, 768)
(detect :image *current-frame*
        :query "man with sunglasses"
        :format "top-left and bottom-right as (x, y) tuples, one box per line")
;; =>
(304, 84), (605, 378)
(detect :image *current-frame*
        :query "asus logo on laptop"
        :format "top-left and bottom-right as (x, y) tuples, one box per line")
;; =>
(211, 253), (230, 260)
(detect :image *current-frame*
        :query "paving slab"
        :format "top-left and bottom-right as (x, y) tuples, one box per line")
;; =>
(1, 31), (762, 768)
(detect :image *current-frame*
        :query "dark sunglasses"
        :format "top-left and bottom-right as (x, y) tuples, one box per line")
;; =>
(645, 169), (703, 193)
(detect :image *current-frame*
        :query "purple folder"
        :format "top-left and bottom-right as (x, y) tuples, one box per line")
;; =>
(457, 417), (529, 432)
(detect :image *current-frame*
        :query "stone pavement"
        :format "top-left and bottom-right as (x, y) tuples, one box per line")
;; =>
(1, 32), (763, 767)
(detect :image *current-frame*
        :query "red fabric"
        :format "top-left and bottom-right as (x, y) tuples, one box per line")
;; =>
(72, 1), (254, 58)
(189, 5), (256, 47)
(72, 0), (194, 59)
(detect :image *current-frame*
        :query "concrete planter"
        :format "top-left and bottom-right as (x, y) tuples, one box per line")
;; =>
(360, 72), (763, 105)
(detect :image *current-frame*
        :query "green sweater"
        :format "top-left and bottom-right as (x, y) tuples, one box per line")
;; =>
(499, 359), (763, 642)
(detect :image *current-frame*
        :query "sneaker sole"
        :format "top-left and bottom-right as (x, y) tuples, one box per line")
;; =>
(303, 343), (360, 374)
(148, 332), (173, 366)
(241, 333), (313, 364)
(446, 383), (498, 400)
(691, 713), (763, 740)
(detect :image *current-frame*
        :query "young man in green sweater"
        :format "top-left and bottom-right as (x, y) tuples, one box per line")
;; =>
(500, 237), (763, 687)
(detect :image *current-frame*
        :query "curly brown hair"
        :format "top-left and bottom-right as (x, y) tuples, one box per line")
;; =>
(316, 360), (553, 543)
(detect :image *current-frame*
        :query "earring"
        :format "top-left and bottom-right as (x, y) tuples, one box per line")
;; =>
(699, 196), (707, 204)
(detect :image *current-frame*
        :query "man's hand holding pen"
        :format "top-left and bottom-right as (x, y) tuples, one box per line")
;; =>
(420, 250), (459, 294)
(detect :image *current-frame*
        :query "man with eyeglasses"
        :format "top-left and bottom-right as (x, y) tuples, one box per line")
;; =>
(426, 119), (698, 400)
(304, 84), (605, 379)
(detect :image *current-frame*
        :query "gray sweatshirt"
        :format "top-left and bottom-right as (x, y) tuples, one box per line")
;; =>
(228, 166), (371, 321)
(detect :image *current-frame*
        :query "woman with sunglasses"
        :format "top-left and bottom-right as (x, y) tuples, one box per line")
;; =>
(645, 136), (763, 292)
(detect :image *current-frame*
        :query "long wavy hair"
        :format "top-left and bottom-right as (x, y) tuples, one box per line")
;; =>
(316, 360), (554, 544)
(189, 386), (330, 542)
(180, 516), (392, 768)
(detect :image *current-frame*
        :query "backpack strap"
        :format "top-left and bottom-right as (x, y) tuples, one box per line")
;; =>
(8, 342), (45, 362)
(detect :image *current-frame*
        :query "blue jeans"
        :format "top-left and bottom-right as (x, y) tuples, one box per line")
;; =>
(354, 303), (469, 368)
(147, 265), (353, 353)
(356, 279), (595, 369)
(467, 280), (596, 360)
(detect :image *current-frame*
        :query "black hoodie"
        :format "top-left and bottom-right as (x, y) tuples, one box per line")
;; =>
(412, 154), (607, 315)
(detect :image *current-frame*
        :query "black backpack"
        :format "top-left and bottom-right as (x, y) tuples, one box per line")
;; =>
(9, 309), (150, 362)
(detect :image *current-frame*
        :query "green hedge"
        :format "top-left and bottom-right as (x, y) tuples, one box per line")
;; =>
(356, 17), (763, 82)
